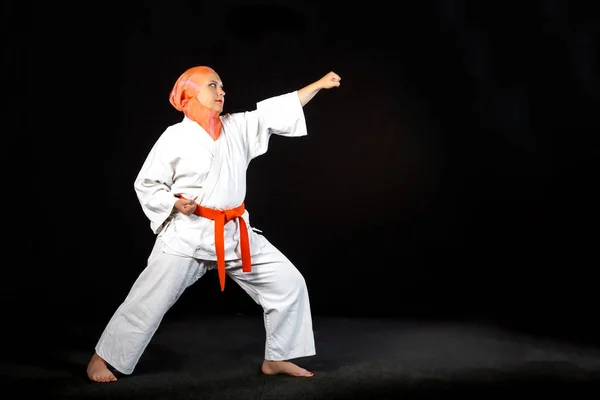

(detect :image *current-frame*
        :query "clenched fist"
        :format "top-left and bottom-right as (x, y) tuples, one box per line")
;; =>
(175, 197), (197, 215)
(318, 71), (341, 89)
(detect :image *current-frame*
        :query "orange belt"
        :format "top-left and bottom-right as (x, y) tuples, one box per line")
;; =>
(179, 196), (252, 291)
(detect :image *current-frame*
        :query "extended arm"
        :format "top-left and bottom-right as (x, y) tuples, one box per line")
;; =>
(297, 71), (341, 107)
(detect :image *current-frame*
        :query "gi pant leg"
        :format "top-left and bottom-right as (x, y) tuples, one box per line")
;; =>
(226, 235), (316, 361)
(95, 238), (206, 375)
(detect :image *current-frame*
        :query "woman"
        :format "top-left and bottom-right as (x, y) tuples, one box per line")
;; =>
(86, 66), (341, 382)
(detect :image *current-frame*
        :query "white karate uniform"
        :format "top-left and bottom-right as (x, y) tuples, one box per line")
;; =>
(95, 91), (315, 375)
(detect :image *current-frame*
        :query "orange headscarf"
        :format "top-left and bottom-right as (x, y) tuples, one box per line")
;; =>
(169, 66), (223, 140)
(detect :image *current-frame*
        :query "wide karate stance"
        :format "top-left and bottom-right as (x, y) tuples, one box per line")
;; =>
(86, 66), (341, 382)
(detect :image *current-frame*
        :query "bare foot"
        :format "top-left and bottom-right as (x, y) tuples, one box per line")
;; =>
(261, 360), (314, 377)
(87, 353), (117, 383)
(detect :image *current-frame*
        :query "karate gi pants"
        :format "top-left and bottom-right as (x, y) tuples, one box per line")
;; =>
(95, 236), (315, 375)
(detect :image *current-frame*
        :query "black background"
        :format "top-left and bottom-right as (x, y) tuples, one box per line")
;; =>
(7, 0), (599, 351)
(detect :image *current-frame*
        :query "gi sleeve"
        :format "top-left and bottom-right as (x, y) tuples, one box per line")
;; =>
(133, 131), (179, 234)
(232, 91), (308, 160)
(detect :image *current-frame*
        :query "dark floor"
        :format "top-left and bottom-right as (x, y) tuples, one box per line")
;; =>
(3, 315), (600, 399)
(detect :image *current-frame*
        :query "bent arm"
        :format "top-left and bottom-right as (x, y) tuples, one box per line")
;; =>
(133, 135), (179, 234)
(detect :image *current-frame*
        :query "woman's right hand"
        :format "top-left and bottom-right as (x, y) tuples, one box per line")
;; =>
(174, 197), (197, 215)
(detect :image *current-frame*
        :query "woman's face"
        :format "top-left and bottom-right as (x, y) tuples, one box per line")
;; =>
(195, 71), (226, 113)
